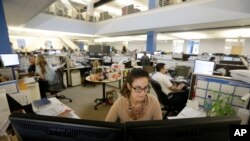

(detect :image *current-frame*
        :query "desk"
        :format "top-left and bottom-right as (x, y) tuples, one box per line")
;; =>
(64, 66), (91, 86)
(171, 77), (191, 87)
(33, 97), (79, 119)
(86, 76), (122, 109)
(19, 80), (41, 102)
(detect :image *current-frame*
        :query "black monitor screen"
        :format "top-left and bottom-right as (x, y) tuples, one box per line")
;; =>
(102, 46), (110, 54)
(10, 113), (124, 141)
(193, 60), (215, 75)
(89, 45), (101, 54)
(0, 54), (19, 67)
(126, 116), (240, 141)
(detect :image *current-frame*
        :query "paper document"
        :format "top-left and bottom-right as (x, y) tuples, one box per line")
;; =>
(36, 103), (69, 116)
(177, 107), (204, 118)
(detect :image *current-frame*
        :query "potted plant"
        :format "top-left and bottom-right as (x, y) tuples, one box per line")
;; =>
(211, 95), (236, 116)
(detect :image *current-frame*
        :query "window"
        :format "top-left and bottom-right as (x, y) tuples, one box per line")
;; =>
(172, 40), (184, 53)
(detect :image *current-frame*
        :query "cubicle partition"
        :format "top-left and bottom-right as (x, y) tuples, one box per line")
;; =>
(191, 74), (250, 111)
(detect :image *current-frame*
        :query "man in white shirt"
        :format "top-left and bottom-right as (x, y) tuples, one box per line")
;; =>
(151, 63), (188, 112)
(152, 63), (185, 94)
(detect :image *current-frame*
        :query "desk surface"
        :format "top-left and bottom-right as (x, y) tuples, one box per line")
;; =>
(65, 65), (91, 70)
(86, 76), (122, 83)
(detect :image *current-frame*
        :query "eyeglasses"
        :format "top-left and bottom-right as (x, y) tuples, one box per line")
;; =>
(131, 86), (150, 93)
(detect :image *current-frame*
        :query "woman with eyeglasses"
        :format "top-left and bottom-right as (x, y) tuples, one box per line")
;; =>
(105, 68), (162, 123)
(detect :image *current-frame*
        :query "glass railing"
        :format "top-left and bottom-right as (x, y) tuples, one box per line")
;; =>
(42, 0), (194, 22)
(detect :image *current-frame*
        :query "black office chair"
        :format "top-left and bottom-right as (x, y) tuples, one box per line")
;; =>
(38, 68), (72, 102)
(149, 78), (185, 119)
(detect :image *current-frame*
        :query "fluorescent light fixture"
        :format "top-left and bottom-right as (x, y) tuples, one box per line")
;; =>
(171, 32), (209, 39)
(9, 35), (36, 40)
(220, 28), (250, 38)
(95, 35), (147, 42)
(8, 26), (93, 37)
(157, 34), (176, 40)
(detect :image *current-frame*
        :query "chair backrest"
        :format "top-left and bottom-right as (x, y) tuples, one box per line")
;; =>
(38, 67), (65, 97)
(149, 78), (169, 105)
(49, 68), (65, 91)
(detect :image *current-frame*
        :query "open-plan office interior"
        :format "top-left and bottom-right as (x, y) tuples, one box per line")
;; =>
(1, 0), (250, 140)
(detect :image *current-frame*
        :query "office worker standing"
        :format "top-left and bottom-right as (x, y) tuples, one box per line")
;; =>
(36, 55), (57, 85)
(141, 52), (150, 68)
(105, 68), (162, 123)
(27, 55), (36, 76)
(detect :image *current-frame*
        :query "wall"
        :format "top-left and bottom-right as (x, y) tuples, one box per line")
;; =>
(199, 39), (225, 54)
(8, 36), (250, 56)
(243, 38), (250, 56)
(95, 0), (250, 36)
(9, 37), (67, 51)
(25, 14), (96, 35)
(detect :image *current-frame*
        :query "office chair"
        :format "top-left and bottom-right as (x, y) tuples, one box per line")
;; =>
(149, 78), (185, 119)
(38, 68), (72, 102)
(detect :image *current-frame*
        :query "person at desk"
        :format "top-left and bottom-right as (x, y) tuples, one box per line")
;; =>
(91, 59), (101, 68)
(141, 52), (150, 68)
(151, 63), (188, 111)
(105, 68), (162, 123)
(122, 46), (127, 54)
(28, 55), (36, 76)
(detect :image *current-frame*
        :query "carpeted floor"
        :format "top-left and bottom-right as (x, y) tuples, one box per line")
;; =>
(57, 82), (157, 121)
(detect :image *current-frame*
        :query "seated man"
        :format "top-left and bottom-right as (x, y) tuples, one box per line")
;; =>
(151, 63), (189, 112)
(28, 55), (36, 76)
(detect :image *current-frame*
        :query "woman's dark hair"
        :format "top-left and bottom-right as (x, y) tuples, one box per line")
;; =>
(120, 68), (149, 98)
(155, 63), (165, 72)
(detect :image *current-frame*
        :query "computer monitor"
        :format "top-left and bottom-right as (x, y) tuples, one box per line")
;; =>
(126, 115), (241, 141)
(193, 60), (215, 75)
(233, 57), (241, 61)
(223, 56), (233, 61)
(136, 53), (151, 60)
(0, 54), (20, 67)
(10, 113), (125, 141)
(154, 51), (161, 55)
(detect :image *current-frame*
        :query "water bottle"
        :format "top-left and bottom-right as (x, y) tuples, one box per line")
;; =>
(204, 95), (212, 116)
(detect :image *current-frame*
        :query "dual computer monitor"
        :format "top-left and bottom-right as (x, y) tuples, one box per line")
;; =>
(10, 113), (240, 141)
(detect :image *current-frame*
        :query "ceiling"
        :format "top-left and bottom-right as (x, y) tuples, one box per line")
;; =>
(3, 0), (250, 42)
(3, 0), (56, 26)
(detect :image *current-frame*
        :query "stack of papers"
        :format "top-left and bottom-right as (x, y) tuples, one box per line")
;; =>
(23, 77), (36, 84)
(36, 103), (68, 116)
(177, 107), (205, 118)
